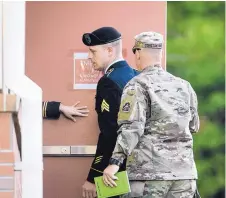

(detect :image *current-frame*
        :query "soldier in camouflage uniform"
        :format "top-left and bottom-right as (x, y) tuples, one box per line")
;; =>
(103, 31), (200, 198)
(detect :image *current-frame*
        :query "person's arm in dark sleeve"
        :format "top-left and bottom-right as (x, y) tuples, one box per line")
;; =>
(42, 101), (89, 121)
(42, 101), (61, 119)
(86, 77), (122, 183)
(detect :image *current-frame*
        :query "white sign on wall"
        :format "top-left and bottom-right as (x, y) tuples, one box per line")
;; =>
(73, 52), (102, 90)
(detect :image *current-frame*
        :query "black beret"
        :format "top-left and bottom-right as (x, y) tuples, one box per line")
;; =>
(82, 27), (121, 46)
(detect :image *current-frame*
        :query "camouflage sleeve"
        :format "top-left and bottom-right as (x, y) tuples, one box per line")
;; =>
(188, 83), (200, 133)
(111, 82), (148, 163)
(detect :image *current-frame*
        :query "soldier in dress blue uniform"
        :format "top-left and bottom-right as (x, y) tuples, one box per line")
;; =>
(81, 27), (139, 198)
(42, 101), (89, 121)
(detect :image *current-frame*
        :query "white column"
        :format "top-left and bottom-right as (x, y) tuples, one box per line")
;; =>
(3, 1), (25, 89)
(3, 1), (43, 198)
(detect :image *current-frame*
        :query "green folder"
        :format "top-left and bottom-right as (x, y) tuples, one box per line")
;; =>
(94, 171), (131, 198)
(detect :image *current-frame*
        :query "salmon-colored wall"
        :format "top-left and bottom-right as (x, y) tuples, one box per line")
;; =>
(25, 2), (166, 197)
(25, 1), (166, 146)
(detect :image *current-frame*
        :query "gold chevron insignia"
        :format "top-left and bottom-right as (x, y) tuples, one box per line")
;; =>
(101, 99), (109, 112)
(94, 156), (103, 164)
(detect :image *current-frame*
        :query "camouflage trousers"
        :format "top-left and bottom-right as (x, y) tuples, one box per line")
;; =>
(121, 180), (197, 198)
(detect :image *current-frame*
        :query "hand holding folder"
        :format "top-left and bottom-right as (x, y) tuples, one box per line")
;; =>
(94, 171), (131, 198)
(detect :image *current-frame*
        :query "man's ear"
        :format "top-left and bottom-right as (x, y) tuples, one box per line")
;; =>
(107, 46), (113, 56)
(135, 50), (140, 60)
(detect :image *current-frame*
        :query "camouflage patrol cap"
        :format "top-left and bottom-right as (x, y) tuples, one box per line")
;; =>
(132, 31), (164, 54)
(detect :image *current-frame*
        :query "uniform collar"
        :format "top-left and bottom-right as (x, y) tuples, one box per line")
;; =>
(142, 64), (162, 72)
(104, 58), (125, 74)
